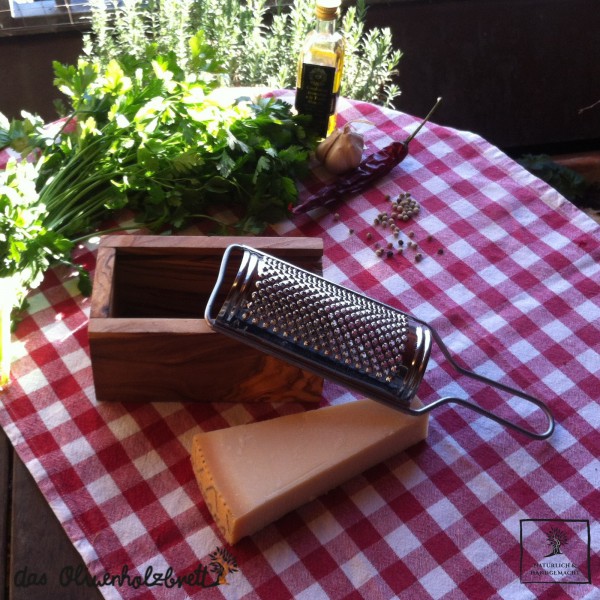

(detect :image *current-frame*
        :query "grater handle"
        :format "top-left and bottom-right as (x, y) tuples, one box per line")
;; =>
(410, 320), (555, 440)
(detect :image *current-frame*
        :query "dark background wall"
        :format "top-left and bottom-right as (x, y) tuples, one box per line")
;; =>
(1, 0), (599, 153)
(365, 0), (600, 153)
(0, 31), (83, 121)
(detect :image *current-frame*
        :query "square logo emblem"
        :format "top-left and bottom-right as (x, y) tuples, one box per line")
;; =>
(520, 519), (591, 584)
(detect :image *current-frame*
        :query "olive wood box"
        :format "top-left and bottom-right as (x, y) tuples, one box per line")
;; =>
(88, 235), (324, 404)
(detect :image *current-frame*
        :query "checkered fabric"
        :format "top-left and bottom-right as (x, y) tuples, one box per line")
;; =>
(1, 93), (599, 600)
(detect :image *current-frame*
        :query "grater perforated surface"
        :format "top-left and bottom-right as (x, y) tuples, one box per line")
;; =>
(209, 245), (431, 407)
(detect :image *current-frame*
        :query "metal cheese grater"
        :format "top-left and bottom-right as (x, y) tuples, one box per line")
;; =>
(205, 244), (555, 440)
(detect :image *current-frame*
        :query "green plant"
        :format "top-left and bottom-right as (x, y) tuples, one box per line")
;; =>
(518, 154), (589, 202)
(52, 49), (315, 233)
(82, 0), (402, 107)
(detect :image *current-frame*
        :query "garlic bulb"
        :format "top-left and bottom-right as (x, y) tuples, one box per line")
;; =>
(315, 127), (343, 164)
(315, 124), (364, 175)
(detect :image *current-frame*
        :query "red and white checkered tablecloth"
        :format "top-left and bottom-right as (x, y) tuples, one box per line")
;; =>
(1, 93), (599, 600)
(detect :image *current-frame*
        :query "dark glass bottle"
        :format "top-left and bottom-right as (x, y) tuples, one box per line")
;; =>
(295, 0), (345, 139)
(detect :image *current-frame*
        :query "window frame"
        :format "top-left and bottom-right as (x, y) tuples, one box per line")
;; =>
(0, 0), (91, 37)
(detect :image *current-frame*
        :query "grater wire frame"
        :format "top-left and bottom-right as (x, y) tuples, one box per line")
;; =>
(406, 315), (555, 439)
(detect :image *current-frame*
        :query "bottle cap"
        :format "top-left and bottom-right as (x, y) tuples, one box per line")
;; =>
(316, 0), (341, 20)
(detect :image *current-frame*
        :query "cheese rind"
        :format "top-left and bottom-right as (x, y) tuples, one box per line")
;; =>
(191, 399), (428, 544)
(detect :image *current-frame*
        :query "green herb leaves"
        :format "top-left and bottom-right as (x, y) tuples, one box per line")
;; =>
(0, 159), (76, 313)
(55, 54), (316, 233)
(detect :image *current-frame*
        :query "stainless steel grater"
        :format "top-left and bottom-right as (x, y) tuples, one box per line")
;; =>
(205, 244), (555, 440)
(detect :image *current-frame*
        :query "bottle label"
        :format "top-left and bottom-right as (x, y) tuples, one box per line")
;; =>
(295, 63), (338, 138)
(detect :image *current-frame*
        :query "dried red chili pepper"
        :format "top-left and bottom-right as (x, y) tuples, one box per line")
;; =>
(293, 97), (442, 215)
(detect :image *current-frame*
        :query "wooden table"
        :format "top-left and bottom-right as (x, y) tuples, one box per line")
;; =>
(1, 428), (103, 600)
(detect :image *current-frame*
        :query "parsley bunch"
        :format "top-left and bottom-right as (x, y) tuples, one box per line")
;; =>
(51, 41), (316, 234)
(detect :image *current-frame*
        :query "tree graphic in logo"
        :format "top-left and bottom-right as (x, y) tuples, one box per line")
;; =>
(544, 526), (568, 557)
(209, 547), (239, 585)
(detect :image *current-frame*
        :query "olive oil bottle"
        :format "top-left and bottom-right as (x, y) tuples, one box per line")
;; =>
(295, 0), (345, 139)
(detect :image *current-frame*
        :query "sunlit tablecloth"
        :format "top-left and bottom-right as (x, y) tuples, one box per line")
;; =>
(1, 92), (599, 600)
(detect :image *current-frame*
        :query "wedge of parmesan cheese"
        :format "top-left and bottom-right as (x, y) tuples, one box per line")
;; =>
(191, 399), (428, 544)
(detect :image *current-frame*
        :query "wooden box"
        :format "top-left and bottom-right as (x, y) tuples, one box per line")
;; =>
(88, 235), (324, 404)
